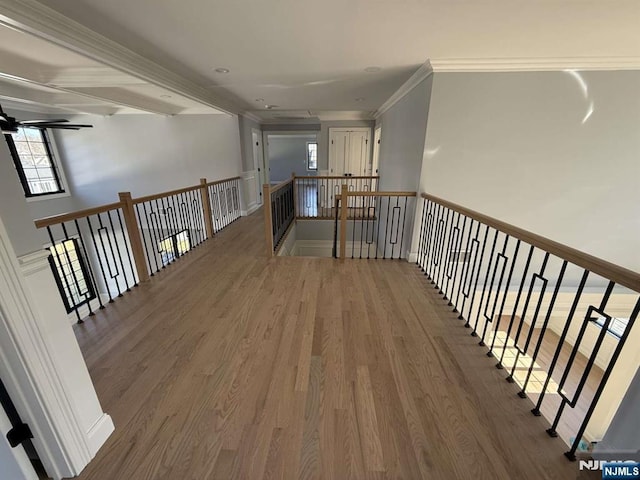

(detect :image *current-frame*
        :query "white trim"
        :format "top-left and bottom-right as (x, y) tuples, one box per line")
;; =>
(374, 62), (433, 119)
(241, 203), (261, 217)
(85, 414), (114, 457)
(0, 0), (238, 115)
(17, 250), (50, 275)
(242, 112), (262, 124)
(0, 221), (92, 479)
(407, 252), (418, 263)
(429, 56), (640, 72)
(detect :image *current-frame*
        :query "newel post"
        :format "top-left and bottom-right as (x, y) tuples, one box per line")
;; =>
(291, 172), (298, 218)
(200, 178), (215, 239)
(263, 183), (274, 256)
(118, 192), (150, 283)
(340, 184), (348, 261)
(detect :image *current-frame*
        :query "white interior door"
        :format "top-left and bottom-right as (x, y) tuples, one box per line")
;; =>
(329, 129), (349, 176)
(371, 126), (381, 176)
(251, 129), (264, 205)
(346, 130), (370, 176)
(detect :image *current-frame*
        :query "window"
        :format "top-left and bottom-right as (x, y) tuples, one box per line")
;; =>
(48, 239), (96, 313)
(4, 127), (65, 197)
(306, 142), (318, 171)
(159, 230), (191, 266)
(593, 315), (629, 339)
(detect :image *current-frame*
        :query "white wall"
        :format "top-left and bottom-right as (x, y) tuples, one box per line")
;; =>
(418, 71), (640, 273)
(376, 74), (433, 258)
(267, 134), (317, 181)
(376, 75), (433, 191)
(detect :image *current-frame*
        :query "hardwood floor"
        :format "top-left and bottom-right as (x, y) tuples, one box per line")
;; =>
(71, 208), (589, 479)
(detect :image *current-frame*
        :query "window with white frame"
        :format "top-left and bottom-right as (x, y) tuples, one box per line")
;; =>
(306, 142), (318, 171)
(4, 127), (65, 197)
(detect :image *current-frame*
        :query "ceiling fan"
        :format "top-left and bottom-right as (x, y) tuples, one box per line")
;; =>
(0, 104), (93, 134)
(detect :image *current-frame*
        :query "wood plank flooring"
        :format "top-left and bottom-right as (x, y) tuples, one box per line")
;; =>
(71, 208), (589, 480)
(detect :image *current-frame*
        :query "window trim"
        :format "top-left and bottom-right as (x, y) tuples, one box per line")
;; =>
(306, 141), (318, 171)
(4, 128), (69, 199)
(592, 315), (628, 339)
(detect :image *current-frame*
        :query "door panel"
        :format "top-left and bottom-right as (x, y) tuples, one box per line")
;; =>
(329, 130), (349, 176)
(346, 130), (370, 176)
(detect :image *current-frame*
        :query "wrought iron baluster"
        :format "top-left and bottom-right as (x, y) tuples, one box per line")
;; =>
(47, 225), (82, 323)
(74, 218), (104, 311)
(86, 215), (113, 302)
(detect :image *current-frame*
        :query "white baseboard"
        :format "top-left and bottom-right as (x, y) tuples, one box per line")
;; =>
(407, 252), (418, 263)
(86, 413), (114, 457)
(241, 203), (261, 216)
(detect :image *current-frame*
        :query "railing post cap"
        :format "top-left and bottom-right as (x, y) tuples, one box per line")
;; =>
(200, 178), (207, 184)
(118, 191), (132, 200)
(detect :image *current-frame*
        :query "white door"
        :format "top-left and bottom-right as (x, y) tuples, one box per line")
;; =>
(251, 129), (264, 205)
(346, 130), (370, 176)
(329, 130), (349, 176)
(371, 126), (381, 176)
(0, 403), (38, 480)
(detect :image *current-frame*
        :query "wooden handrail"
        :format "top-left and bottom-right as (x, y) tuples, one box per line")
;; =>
(345, 191), (416, 197)
(269, 178), (294, 194)
(131, 184), (202, 204)
(294, 175), (380, 180)
(422, 192), (640, 292)
(34, 202), (124, 228)
(205, 175), (241, 187)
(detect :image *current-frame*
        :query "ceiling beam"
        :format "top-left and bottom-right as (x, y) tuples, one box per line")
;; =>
(0, 0), (239, 115)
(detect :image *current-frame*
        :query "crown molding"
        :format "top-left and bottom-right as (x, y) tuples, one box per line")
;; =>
(374, 61), (433, 119)
(242, 112), (263, 124)
(430, 56), (640, 72)
(0, 0), (239, 115)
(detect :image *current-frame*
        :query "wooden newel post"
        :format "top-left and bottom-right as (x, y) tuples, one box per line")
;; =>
(340, 184), (348, 261)
(263, 184), (274, 256)
(200, 178), (215, 239)
(291, 172), (298, 218)
(118, 192), (150, 283)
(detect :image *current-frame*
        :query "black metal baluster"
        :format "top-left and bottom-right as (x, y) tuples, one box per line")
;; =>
(479, 233), (511, 344)
(47, 225), (82, 323)
(471, 228), (500, 335)
(74, 219), (103, 312)
(496, 245), (534, 368)
(153, 199), (168, 265)
(457, 220), (481, 322)
(518, 260), (568, 397)
(428, 203), (443, 283)
(448, 214), (467, 311)
(455, 217), (475, 316)
(97, 212), (123, 296)
(180, 192), (196, 252)
(144, 201), (163, 272)
(442, 210), (460, 300)
(465, 224), (490, 330)
(487, 239), (522, 356)
(563, 297), (640, 461)
(106, 210), (130, 293)
(532, 269), (589, 415)
(506, 252), (550, 381)
(374, 196), (382, 259)
(86, 215), (113, 303)
(423, 200), (437, 280)
(547, 281), (615, 438)
(416, 199), (427, 266)
(116, 209), (138, 286)
(436, 208), (453, 294)
(399, 196), (408, 261)
(134, 204), (153, 276)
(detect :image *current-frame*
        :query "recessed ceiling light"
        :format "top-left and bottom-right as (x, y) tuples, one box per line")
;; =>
(214, 67), (230, 73)
(364, 66), (382, 73)
(160, 94), (172, 99)
(255, 98), (265, 102)
(355, 97), (365, 102)
(264, 104), (279, 109)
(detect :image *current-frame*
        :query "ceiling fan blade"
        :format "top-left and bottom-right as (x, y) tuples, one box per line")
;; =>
(24, 123), (92, 129)
(19, 119), (70, 125)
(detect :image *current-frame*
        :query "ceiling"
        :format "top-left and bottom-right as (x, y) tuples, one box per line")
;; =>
(1, 0), (639, 121)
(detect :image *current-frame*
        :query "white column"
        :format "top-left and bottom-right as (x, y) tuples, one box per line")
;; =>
(0, 215), (113, 479)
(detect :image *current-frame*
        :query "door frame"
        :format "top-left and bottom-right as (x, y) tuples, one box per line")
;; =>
(371, 126), (382, 176)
